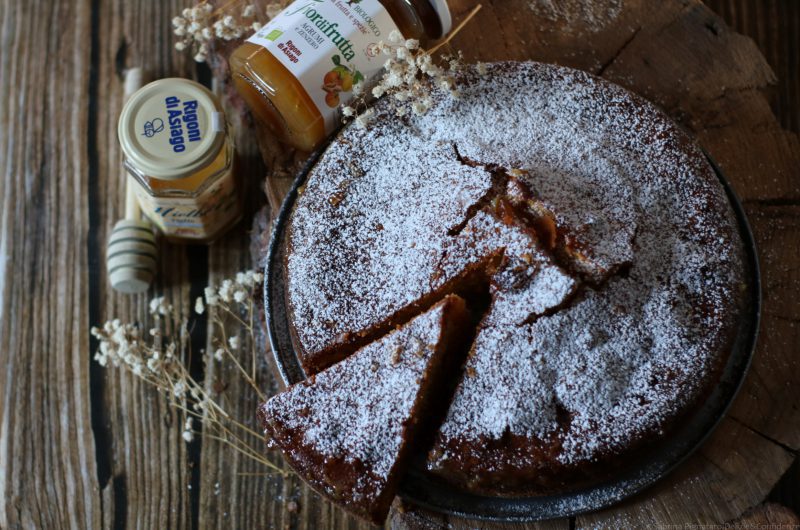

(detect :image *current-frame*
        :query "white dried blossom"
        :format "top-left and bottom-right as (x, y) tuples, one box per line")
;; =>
(378, 41), (392, 55)
(354, 108), (375, 129)
(204, 286), (219, 306)
(182, 417), (194, 442)
(92, 269), (287, 474)
(384, 70), (404, 88)
(388, 29), (404, 44)
(149, 296), (172, 316)
(393, 89), (411, 102)
(340, 36), (465, 128)
(341, 105), (355, 117)
(372, 85), (386, 98)
(172, 1), (282, 64)
(233, 290), (247, 303)
(219, 280), (234, 302)
(173, 380), (187, 398)
(147, 355), (161, 373)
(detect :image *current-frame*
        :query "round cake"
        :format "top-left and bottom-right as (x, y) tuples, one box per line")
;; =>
(283, 61), (747, 495)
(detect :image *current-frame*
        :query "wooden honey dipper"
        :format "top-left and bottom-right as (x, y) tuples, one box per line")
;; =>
(107, 67), (158, 294)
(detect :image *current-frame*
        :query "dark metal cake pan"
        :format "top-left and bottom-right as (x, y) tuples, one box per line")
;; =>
(264, 148), (761, 522)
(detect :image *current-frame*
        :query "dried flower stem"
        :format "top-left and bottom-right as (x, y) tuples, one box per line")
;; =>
(172, 1), (285, 62)
(92, 270), (284, 476)
(427, 4), (483, 56)
(339, 5), (482, 129)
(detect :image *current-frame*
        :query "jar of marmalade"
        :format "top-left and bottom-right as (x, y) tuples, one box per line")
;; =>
(118, 78), (241, 243)
(229, 0), (451, 151)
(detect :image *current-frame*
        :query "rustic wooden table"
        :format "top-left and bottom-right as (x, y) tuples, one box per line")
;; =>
(1, 0), (798, 529)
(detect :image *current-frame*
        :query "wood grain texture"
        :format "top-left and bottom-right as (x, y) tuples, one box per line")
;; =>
(0, 0), (102, 527)
(706, 0), (800, 134)
(90, 1), (207, 528)
(732, 502), (800, 526)
(0, 0), (797, 529)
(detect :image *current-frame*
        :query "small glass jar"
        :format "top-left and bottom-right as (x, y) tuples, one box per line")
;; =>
(118, 78), (241, 243)
(229, 0), (451, 152)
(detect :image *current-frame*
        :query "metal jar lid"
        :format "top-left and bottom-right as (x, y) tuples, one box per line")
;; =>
(118, 78), (226, 180)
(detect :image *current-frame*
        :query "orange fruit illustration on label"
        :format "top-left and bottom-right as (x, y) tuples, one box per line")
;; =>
(321, 55), (365, 108)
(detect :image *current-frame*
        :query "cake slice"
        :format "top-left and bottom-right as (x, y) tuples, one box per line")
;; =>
(259, 295), (470, 524)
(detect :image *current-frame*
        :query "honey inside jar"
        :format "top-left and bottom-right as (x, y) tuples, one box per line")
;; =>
(229, 0), (451, 152)
(145, 141), (231, 193)
(118, 78), (241, 243)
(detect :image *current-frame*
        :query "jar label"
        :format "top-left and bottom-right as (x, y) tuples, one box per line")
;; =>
(132, 154), (240, 240)
(247, 0), (400, 133)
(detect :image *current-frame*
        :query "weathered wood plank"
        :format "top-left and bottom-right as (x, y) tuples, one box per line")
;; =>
(726, 205), (800, 450)
(0, 0), (797, 528)
(0, 0), (102, 528)
(91, 0), (203, 527)
(576, 417), (796, 528)
(706, 0), (800, 134)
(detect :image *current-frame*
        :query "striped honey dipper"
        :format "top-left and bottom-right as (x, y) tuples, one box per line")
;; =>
(107, 67), (157, 294)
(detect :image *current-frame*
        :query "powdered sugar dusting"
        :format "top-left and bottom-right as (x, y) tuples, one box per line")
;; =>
(287, 135), (491, 367)
(528, 0), (623, 34)
(287, 61), (746, 486)
(264, 302), (447, 493)
(423, 63), (744, 478)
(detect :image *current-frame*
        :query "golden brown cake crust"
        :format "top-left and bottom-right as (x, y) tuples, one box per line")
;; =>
(283, 61), (747, 495)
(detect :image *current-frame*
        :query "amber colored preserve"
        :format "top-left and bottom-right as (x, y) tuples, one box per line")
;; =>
(229, 0), (451, 152)
(118, 78), (241, 243)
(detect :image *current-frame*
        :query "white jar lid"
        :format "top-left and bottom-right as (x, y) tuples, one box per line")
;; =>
(428, 0), (452, 37)
(118, 78), (226, 180)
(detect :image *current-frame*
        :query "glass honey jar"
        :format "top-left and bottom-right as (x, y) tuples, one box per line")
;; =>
(118, 78), (241, 243)
(229, 0), (452, 152)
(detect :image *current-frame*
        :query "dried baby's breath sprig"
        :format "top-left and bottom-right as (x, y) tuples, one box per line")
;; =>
(91, 270), (283, 475)
(340, 5), (482, 128)
(172, 1), (284, 62)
